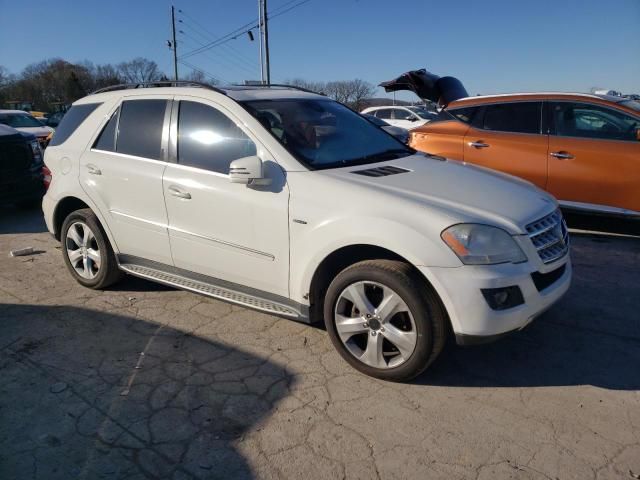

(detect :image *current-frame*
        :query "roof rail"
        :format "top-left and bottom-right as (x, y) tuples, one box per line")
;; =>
(233, 83), (324, 95)
(90, 81), (227, 96)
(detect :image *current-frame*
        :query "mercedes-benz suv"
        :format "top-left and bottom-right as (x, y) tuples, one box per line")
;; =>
(42, 82), (571, 381)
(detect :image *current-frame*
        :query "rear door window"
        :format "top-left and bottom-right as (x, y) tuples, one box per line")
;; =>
(93, 108), (119, 152)
(116, 100), (167, 160)
(482, 102), (541, 134)
(48, 103), (101, 147)
(376, 109), (392, 120)
(177, 101), (257, 174)
(550, 102), (640, 141)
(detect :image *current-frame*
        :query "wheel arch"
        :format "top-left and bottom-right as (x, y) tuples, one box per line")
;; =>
(306, 244), (449, 326)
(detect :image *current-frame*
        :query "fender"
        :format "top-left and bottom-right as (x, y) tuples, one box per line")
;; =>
(289, 214), (461, 303)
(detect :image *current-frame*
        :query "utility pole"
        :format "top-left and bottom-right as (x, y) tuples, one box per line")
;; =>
(171, 5), (179, 81)
(258, 0), (271, 84)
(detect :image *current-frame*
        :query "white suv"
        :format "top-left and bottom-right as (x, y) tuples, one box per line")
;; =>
(43, 82), (571, 381)
(361, 105), (437, 130)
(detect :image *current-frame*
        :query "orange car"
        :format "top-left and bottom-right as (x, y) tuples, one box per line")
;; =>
(381, 70), (640, 217)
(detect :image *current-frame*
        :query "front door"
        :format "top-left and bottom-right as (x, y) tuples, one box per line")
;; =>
(547, 101), (640, 213)
(463, 101), (548, 190)
(79, 96), (173, 264)
(162, 97), (290, 297)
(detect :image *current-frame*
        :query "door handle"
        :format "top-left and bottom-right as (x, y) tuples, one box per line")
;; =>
(550, 151), (574, 159)
(168, 185), (192, 200)
(86, 164), (102, 175)
(469, 141), (489, 148)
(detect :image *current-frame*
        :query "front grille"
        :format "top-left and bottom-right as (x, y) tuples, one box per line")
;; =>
(526, 209), (569, 264)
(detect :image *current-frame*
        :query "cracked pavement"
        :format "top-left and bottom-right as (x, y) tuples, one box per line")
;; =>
(1, 207), (639, 479)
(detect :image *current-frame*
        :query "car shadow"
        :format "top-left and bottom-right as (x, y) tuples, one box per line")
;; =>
(416, 231), (640, 390)
(0, 204), (48, 234)
(563, 210), (640, 237)
(0, 304), (295, 479)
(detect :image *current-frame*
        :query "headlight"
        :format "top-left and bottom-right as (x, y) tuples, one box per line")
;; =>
(441, 224), (527, 265)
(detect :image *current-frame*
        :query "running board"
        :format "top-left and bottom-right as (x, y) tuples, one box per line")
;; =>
(119, 262), (307, 321)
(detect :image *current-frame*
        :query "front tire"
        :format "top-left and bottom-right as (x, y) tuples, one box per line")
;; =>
(60, 208), (122, 289)
(323, 260), (447, 382)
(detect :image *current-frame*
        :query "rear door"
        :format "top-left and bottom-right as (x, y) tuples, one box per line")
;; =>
(462, 101), (548, 189)
(80, 95), (173, 264)
(547, 101), (640, 213)
(391, 108), (419, 130)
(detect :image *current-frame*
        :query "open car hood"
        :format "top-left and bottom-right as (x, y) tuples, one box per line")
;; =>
(379, 69), (468, 107)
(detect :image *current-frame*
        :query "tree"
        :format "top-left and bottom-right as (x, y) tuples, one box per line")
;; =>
(117, 57), (162, 83)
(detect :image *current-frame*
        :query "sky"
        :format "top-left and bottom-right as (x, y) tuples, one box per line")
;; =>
(1, 0), (638, 101)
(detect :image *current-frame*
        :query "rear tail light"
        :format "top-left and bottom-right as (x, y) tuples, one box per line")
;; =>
(43, 165), (52, 190)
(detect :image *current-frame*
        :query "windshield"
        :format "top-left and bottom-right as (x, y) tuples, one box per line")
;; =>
(0, 113), (43, 128)
(407, 106), (437, 119)
(242, 98), (413, 170)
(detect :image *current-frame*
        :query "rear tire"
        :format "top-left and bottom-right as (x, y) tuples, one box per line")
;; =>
(60, 208), (123, 289)
(323, 259), (447, 382)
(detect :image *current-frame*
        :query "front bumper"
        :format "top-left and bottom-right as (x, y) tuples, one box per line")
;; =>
(420, 254), (571, 344)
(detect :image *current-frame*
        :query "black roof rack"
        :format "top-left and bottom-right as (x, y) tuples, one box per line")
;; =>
(232, 83), (324, 95)
(91, 81), (227, 96)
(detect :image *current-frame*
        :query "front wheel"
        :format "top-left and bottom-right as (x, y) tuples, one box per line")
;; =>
(60, 208), (122, 289)
(323, 260), (447, 382)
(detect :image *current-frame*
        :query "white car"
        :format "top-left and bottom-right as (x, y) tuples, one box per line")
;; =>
(0, 109), (54, 148)
(43, 82), (571, 381)
(361, 105), (438, 130)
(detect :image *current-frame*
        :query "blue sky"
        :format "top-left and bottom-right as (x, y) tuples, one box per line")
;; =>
(1, 0), (638, 101)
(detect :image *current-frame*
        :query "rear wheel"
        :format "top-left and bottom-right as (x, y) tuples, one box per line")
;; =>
(324, 259), (446, 382)
(61, 209), (122, 289)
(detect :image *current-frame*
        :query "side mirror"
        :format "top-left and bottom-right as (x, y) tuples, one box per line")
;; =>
(229, 155), (271, 186)
(408, 117), (418, 122)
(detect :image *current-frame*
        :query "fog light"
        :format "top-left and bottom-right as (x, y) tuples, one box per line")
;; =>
(481, 286), (524, 311)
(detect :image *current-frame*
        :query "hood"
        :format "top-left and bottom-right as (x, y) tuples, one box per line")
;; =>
(379, 69), (468, 107)
(13, 125), (53, 137)
(0, 124), (36, 142)
(324, 154), (557, 234)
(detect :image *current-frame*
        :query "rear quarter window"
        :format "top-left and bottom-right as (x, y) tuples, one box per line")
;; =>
(48, 103), (102, 147)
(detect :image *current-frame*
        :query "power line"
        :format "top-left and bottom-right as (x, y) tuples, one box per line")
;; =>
(177, 59), (229, 85)
(179, 30), (256, 77)
(179, 0), (314, 60)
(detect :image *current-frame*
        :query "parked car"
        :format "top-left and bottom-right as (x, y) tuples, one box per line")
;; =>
(362, 113), (409, 143)
(44, 110), (66, 128)
(43, 82), (571, 381)
(0, 124), (46, 208)
(381, 69), (640, 218)
(361, 105), (437, 130)
(0, 109), (54, 149)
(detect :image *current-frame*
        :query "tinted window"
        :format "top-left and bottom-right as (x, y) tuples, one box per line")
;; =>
(376, 109), (392, 119)
(177, 101), (257, 174)
(49, 103), (101, 147)
(551, 102), (640, 141)
(449, 107), (478, 124)
(482, 102), (541, 134)
(393, 109), (413, 120)
(0, 113), (43, 128)
(117, 100), (167, 160)
(93, 108), (119, 151)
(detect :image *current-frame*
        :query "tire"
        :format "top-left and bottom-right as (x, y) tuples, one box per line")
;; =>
(60, 208), (123, 289)
(323, 259), (447, 382)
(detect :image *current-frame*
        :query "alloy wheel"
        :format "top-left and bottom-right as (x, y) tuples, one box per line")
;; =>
(65, 221), (101, 279)
(334, 280), (417, 369)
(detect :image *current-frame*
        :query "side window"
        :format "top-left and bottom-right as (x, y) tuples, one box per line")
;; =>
(48, 103), (101, 147)
(551, 102), (640, 141)
(449, 107), (478, 124)
(482, 102), (541, 134)
(116, 99), (167, 160)
(393, 109), (413, 120)
(93, 107), (119, 152)
(376, 109), (392, 120)
(177, 101), (257, 174)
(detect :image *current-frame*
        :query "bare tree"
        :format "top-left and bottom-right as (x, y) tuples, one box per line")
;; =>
(117, 57), (162, 83)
